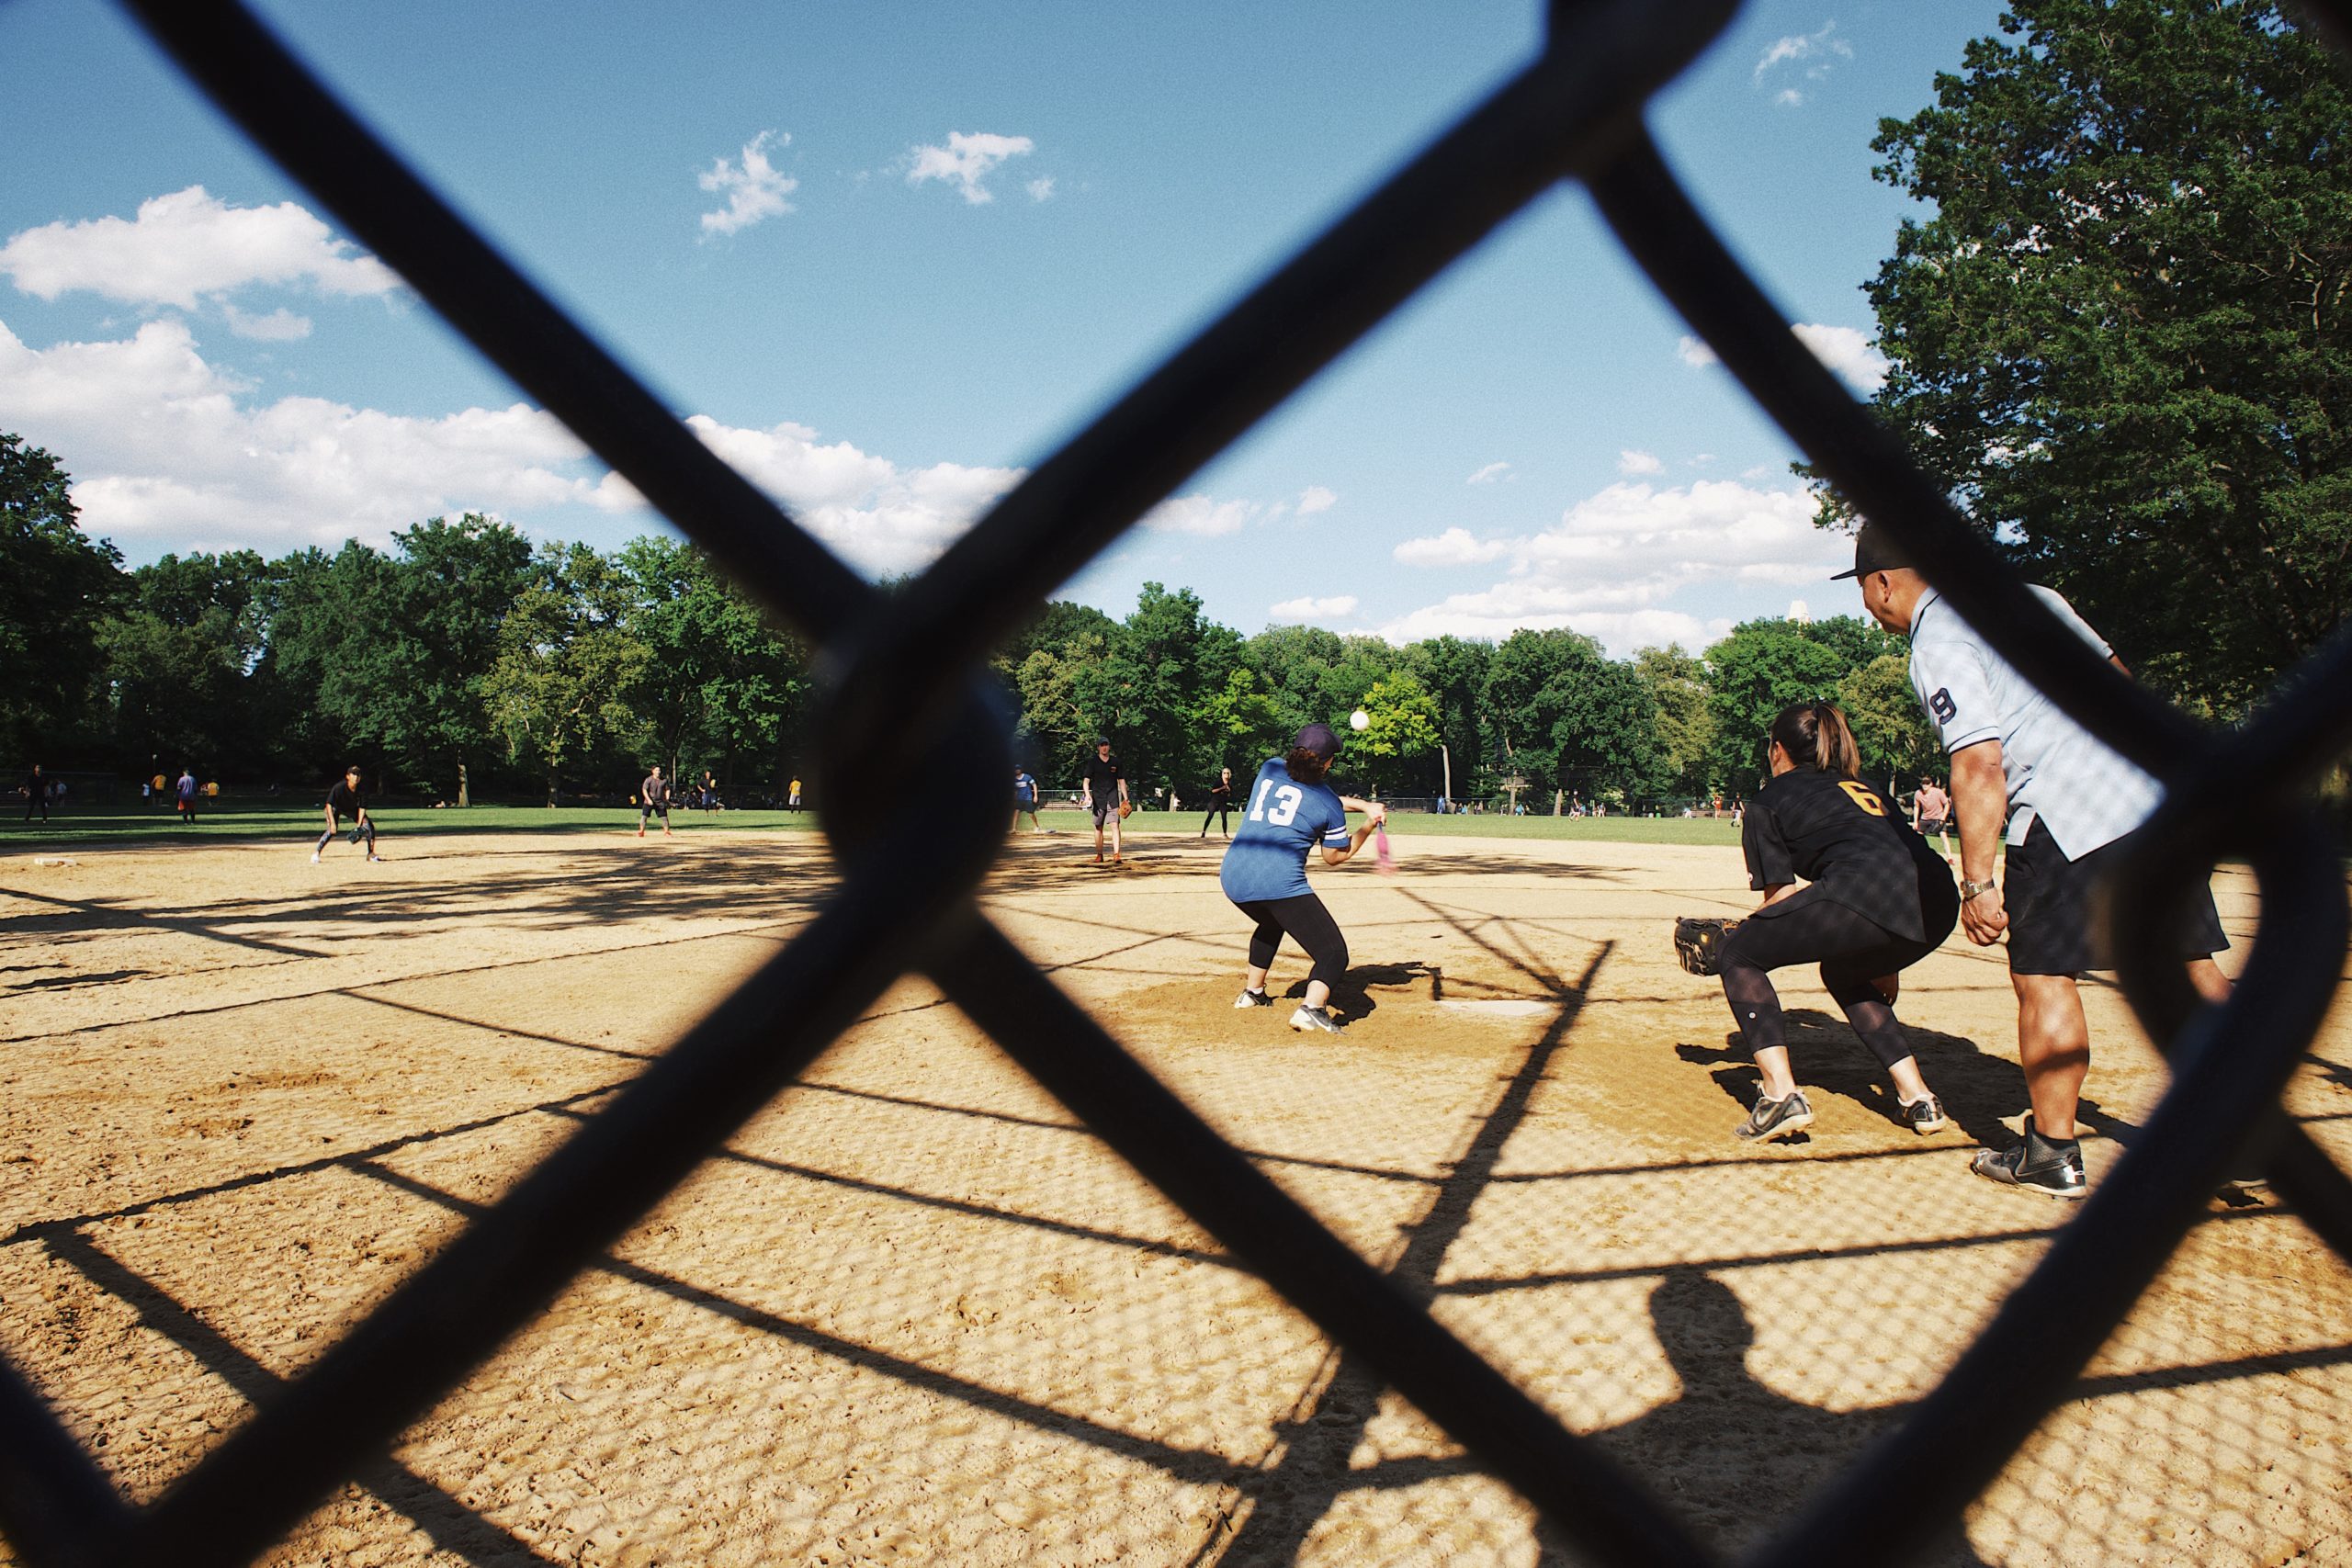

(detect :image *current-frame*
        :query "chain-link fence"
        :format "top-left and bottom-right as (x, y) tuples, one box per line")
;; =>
(5, 2), (2351, 1564)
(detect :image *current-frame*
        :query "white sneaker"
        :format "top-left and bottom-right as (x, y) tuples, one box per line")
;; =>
(1288, 1005), (1344, 1034)
(1234, 989), (1272, 1010)
(310, 852), (321, 864)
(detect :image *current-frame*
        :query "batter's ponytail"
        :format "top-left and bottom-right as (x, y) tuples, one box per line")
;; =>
(1768, 701), (1862, 779)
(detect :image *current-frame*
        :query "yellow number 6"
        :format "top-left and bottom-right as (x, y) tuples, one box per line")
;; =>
(1838, 782), (1887, 817)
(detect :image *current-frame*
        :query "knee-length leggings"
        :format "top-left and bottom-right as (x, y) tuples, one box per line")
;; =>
(1232, 892), (1349, 988)
(1718, 888), (1942, 1070)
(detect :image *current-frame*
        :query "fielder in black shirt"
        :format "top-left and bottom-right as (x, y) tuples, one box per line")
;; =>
(313, 765), (379, 863)
(1080, 738), (1128, 865)
(1718, 703), (1958, 1143)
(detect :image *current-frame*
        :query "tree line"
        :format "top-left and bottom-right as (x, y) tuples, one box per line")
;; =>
(4, 432), (1939, 810)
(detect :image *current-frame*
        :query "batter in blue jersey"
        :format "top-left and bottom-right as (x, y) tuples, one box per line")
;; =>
(1220, 722), (1385, 1033)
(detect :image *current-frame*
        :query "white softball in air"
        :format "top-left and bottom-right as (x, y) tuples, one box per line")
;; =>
(1349, 709), (1371, 732)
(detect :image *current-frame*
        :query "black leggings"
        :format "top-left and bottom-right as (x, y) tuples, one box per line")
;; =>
(1234, 892), (1349, 989)
(1718, 889), (1941, 1071)
(1200, 803), (1230, 834)
(316, 816), (375, 852)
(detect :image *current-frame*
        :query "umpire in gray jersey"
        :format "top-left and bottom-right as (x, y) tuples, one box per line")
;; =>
(1839, 525), (2232, 1201)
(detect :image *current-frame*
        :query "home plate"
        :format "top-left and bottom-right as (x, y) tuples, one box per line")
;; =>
(1435, 999), (1553, 1020)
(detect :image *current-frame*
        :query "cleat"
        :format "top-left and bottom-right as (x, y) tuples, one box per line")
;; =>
(1234, 989), (1273, 1009)
(1288, 1005), (1345, 1034)
(1735, 1090), (1815, 1142)
(1902, 1094), (1950, 1135)
(1970, 1118), (2086, 1200)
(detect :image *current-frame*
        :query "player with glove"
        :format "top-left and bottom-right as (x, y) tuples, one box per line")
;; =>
(1706, 702), (1959, 1143)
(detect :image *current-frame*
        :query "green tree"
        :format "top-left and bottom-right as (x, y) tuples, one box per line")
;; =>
(1702, 619), (1851, 788)
(1399, 635), (1493, 799)
(1485, 628), (1657, 805)
(1350, 672), (1442, 795)
(0, 434), (123, 762)
(1634, 645), (1716, 799)
(1838, 651), (1941, 793)
(482, 543), (650, 804)
(98, 551), (270, 775)
(1847, 0), (2352, 709)
(1188, 666), (1288, 780)
(616, 536), (806, 788)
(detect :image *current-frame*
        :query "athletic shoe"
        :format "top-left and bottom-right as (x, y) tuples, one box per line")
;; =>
(1234, 988), (1273, 1009)
(1969, 1118), (2086, 1201)
(1902, 1094), (1950, 1135)
(1734, 1090), (1815, 1142)
(310, 852), (321, 864)
(1288, 1005), (1345, 1034)
(367, 854), (383, 863)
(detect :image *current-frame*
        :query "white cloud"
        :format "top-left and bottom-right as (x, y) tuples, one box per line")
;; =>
(221, 304), (311, 342)
(1776, 87), (1805, 108)
(0, 315), (1023, 573)
(1295, 484), (1337, 514)
(698, 130), (797, 236)
(1394, 526), (1509, 568)
(908, 131), (1035, 205)
(1617, 448), (1663, 476)
(0, 186), (399, 309)
(1026, 176), (1057, 203)
(1378, 477), (1848, 655)
(1754, 22), (1853, 89)
(1270, 595), (1356, 621)
(1142, 493), (1256, 536)
(1676, 322), (1887, 392)
(1466, 460), (1511, 486)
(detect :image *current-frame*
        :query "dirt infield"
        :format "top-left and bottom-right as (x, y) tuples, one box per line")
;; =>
(2, 829), (2347, 1566)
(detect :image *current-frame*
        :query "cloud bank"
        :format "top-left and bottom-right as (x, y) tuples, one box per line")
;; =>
(0, 186), (399, 309)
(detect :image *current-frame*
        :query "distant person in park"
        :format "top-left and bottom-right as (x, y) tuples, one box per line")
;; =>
(701, 769), (719, 811)
(1714, 702), (1960, 1143)
(20, 762), (47, 822)
(312, 764), (380, 863)
(1841, 523), (2232, 1200)
(1221, 723), (1385, 1034)
(1913, 774), (1953, 860)
(1012, 767), (1041, 832)
(638, 764), (674, 839)
(1080, 737), (1128, 866)
(788, 776), (803, 810)
(1199, 766), (1235, 839)
(175, 766), (198, 823)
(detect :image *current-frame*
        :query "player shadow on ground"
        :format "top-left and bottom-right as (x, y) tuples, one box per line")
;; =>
(1679, 1010), (2031, 1148)
(1272, 960), (1442, 1020)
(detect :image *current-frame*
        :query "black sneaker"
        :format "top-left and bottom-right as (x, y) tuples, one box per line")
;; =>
(1234, 988), (1273, 1010)
(1970, 1118), (2086, 1201)
(1902, 1094), (1950, 1135)
(1735, 1090), (1815, 1142)
(1288, 1005), (1345, 1034)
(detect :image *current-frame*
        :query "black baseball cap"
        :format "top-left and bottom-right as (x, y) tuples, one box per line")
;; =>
(1294, 722), (1341, 761)
(1093, 736), (1111, 748)
(1829, 522), (1917, 581)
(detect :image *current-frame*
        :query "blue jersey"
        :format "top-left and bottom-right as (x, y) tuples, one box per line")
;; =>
(1013, 772), (1036, 805)
(1219, 758), (1351, 903)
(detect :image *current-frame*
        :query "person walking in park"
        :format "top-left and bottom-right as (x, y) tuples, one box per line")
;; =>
(1221, 723), (1386, 1034)
(312, 764), (380, 863)
(1199, 766), (1235, 839)
(20, 762), (47, 822)
(1012, 766), (1041, 832)
(1913, 774), (1953, 860)
(1714, 702), (1960, 1143)
(788, 776), (803, 810)
(1080, 737), (1129, 865)
(175, 766), (199, 824)
(638, 764), (674, 839)
(1841, 523), (2232, 1199)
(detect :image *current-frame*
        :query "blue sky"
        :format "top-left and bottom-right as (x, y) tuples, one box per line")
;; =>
(0, 0), (2007, 654)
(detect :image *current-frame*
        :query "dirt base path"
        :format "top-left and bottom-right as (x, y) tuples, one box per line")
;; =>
(2, 829), (2346, 1566)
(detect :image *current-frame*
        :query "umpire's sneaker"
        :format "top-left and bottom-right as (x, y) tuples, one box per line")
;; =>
(1234, 988), (1273, 1010)
(1970, 1117), (2086, 1201)
(1902, 1094), (1950, 1135)
(1288, 1005), (1345, 1034)
(1734, 1089), (1815, 1142)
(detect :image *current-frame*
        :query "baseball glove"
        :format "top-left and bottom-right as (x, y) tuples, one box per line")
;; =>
(1119, 801), (1135, 818)
(1673, 917), (1738, 976)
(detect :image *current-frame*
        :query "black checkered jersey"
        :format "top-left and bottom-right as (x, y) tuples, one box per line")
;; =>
(1741, 769), (1958, 942)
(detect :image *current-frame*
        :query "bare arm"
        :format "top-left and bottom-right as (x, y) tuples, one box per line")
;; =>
(1948, 739), (2010, 944)
(1755, 882), (1801, 910)
(1320, 799), (1386, 866)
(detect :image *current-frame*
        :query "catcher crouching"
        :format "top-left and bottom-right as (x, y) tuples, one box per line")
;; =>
(1702, 702), (1960, 1143)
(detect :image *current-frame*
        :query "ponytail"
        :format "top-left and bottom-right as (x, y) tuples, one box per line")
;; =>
(1767, 701), (1861, 779)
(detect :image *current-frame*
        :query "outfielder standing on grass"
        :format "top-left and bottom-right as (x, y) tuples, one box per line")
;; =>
(1222, 723), (1385, 1035)
(1841, 524), (2232, 1200)
(1080, 737), (1128, 866)
(637, 764), (673, 840)
(1198, 765), (1235, 839)
(1715, 702), (1960, 1143)
(313, 764), (380, 863)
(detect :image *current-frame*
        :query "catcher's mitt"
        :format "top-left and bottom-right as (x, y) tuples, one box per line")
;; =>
(1673, 917), (1738, 976)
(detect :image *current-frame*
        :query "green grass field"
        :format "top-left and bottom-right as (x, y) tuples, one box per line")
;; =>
(1, 800), (1743, 850)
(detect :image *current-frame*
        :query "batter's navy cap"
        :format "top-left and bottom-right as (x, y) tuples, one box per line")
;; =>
(1830, 523), (1917, 581)
(1294, 722), (1341, 761)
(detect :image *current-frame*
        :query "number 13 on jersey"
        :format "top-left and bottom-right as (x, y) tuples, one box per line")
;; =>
(1249, 779), (1304, 826)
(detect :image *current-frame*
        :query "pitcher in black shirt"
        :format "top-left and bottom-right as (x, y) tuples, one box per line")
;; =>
(313, 765), (380, 863)
(1718, 703), (1959, 1142)
(1197, 766), (1235, 839)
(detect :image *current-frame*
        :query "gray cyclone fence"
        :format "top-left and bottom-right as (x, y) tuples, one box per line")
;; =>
(5, 2), (2351, 1564)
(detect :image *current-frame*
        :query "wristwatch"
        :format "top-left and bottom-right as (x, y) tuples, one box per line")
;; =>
(1959, 878), (1996, 903)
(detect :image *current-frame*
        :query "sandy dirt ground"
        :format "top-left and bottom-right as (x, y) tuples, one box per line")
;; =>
(1, 827), (2347, 1567)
